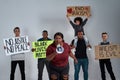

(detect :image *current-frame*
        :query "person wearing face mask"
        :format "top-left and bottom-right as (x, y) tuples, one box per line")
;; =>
(46, 32), (78, 80)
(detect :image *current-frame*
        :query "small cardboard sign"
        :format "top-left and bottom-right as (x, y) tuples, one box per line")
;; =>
(95, 44), (120, 59)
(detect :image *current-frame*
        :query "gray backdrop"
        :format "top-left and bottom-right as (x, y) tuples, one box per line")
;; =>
(0, 0), (120, 80)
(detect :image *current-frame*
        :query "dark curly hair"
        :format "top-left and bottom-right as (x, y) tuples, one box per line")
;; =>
(74, 17), (83, 24)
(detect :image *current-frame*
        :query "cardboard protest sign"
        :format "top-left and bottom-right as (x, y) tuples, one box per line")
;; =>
(67, 6), (91, 17)
(3, 36), (30, 56)
(32, 40), (53, 59)
(95, 44), (120, 59)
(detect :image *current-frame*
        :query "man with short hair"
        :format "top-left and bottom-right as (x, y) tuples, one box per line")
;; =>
(32, 30), (51, 80)
(70, 31), (91, 80)
(4, 27), (27, 80)
(99, 32), (116, 80)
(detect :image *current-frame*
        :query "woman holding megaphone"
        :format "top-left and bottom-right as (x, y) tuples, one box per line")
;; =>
(46, 32), (77, 80)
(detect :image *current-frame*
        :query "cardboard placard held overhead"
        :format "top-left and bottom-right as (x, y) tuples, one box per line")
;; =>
(67, 6), (91, 17)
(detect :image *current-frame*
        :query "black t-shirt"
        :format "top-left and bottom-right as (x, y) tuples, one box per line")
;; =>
(100, 42), (110, 45)
(75, 38), (87, 59)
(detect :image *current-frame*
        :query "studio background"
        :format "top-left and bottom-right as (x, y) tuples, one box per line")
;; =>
(0, 0), (120, 80)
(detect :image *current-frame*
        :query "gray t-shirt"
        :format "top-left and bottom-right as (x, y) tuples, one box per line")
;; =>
(11, 53), (25, 61)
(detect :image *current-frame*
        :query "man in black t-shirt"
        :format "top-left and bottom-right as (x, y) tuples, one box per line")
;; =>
(70, 31), (91, 80)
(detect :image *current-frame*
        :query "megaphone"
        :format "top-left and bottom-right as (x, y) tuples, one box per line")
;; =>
(56, 44), (64, 54)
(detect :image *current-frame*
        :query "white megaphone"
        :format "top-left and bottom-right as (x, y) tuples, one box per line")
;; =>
(56, 44), (64, 54)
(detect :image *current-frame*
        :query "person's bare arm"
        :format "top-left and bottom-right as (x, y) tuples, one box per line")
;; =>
(47, 52), (57, 61)
(69, 52), (78, 64)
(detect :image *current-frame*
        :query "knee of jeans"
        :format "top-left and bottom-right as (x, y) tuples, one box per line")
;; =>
(75, 68), (80, 73)
(62, 74), (68, 80)
(50, 74), (57, 80)
(83, 69), (88, 73)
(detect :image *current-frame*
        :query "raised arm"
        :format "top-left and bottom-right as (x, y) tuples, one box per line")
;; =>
(46, 46), (57, 61)
(81, 14), (91, 27)
(46, 52), (57, 61)
(81, 18), (88, 28)
(66, 15), (76, 28)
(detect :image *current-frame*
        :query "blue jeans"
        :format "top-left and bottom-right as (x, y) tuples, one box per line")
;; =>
(74, 58), (89, 80)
